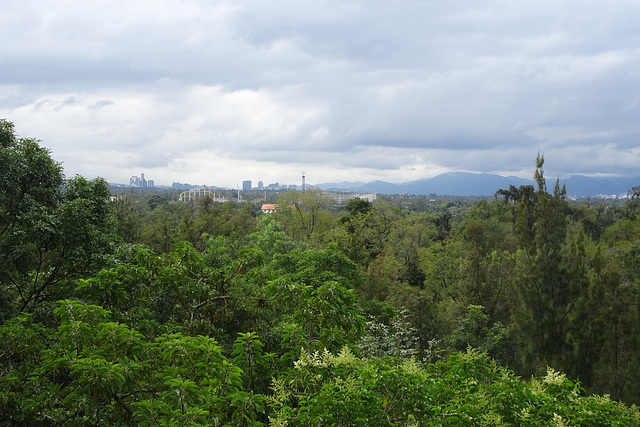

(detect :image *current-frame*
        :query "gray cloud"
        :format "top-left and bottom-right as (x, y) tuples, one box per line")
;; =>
(1, 0), (640, 186)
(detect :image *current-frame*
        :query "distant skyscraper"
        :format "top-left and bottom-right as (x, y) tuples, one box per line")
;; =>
(258, 181), (263, 190)
(131, 173), (150, 188)
(242, 180), (252, 191)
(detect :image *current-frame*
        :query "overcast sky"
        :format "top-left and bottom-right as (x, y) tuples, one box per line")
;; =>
(2, 0), (640, 187)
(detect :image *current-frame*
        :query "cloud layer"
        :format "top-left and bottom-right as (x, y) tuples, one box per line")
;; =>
(2, 0), (640, 187)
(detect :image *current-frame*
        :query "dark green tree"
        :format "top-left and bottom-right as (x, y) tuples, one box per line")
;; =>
(0, 120), (114, 319)
(112, 189), (145, 243)
(511, 155), (580, 373)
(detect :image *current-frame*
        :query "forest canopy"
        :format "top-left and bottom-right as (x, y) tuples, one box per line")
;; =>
(2, 119), (640, 426)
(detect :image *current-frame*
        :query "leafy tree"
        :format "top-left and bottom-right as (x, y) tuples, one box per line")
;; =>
(139, 200), (187, 253)
(419, 236), (463, 301)
(359, 199), (402, 260)
(448, 305), (517, 367)
(387, 211), (434, 288)
(1, 300), (265, 426)
(588, 221), (640, 403)
(233, 332), (273, 395)
(175, 199), (258, 251)
(146, 194), (168, 211)
(268, 277), (364, 355)
(269, 245), (362, 290)
(388, 283), (445, 362)
(0, 120), (115, 319)
(623, 185), (640, 219)
(275, 188), (335, 245)
(269, 347), (640, 426)
(246, 215), (306, 260)
(112, 189), (145, 243)
(357, 309), (420, 361)
(345, 197), (373, 216)
(264, 245), (365, 355)
(496, 183), (537, 248)
(458, 200), (517, 323)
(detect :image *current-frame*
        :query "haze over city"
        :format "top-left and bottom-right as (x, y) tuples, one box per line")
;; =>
(2, 0), (640, 188)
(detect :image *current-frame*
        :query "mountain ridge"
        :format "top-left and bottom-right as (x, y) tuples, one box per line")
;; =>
(316, 172), (640, 197)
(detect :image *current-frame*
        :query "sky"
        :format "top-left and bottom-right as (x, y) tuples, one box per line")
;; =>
(2, 0), (640, 188)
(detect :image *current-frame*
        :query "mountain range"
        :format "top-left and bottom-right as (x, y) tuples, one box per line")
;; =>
(315, 172), (640, 198)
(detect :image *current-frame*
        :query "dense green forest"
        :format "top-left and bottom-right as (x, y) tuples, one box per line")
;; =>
(2, 118), (640, 425)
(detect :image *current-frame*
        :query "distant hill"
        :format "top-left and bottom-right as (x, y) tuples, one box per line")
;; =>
(315, 173), (640, 197)
(317, 181), (367, 191)
(402, 173), (534, 197)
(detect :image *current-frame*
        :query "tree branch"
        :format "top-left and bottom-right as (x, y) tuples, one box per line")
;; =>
(114, 393), (135, 417)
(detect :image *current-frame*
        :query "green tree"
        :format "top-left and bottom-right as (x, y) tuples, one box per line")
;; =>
(589, 220), (640, 403)
(458, 199), (517, 323)
(275, 188), (335, 245)
(269, 347), (640, 426)
(267, 247), (365, 355)
(147, 194), (168, 211)
(0, 120), (115, 319)
(511, 155), (579, 373)
(448, 305), (517, 367)
(140, 200), (186, 253)
(1, 300), (265, 426)
(112, 189), (145, 243)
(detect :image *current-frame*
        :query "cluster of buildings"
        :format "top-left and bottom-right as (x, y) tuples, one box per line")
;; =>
(171, 182), (193, 191)
(128, 174), (300, 192)
(242, 180), (298, 192)
(129, 173), (154, 189)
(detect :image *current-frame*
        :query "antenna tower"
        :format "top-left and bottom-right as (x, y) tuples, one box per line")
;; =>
(301, 171), (306, 192)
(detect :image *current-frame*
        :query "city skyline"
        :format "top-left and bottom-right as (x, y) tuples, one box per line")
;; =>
(126, 172), (300, 191)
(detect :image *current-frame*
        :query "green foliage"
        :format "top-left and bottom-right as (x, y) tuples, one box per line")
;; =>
(0, 314), (51, 424)
(357, 309), (420, 360)
(147, 194), (168, 211)
(271, 348), (640, 426)
(501, 156), (580, 373)
(112, 189), (145, 243)
(178, 200), (258, 250)
(0, 121), (115, 320)
(4, 127), (640, 423)
(268, 277), (364, 355)
(270, 245), (362, 290)
(233, 332), (272, 395)
(448, 305), (517, 367)
(274, 188), (335, 245)
(247, 215), (306, 259)
(0, 300), (269, 426)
